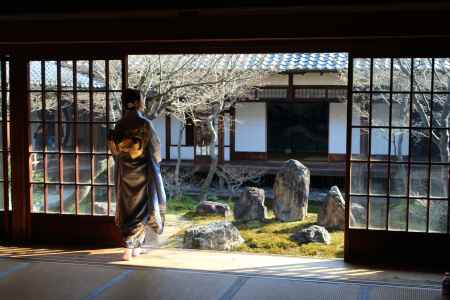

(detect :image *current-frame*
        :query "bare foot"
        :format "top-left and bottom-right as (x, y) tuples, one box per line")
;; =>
(132, 247), (142, 257)
(122, 248), (132, 261)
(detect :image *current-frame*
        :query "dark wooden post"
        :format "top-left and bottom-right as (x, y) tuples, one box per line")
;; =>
(0, 58), (10, 239)
(344, 55), (353, 262)
(10, 55), (31, 241)
(229, 106), (236, 160)
(288, 73), (294, 101)
(165, 115), (171, 160)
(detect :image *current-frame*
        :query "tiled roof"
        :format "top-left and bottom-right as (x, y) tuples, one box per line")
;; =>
(29, 61), (92, 89)
(129, 53), (349, 73)
(29, 53), (349, 87)
(229, 53), (348, 72)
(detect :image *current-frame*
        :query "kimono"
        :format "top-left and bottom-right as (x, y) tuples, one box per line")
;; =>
(108, 111), (167, 249)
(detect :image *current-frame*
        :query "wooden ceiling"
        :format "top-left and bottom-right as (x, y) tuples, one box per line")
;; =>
(0, 1), (449, 56)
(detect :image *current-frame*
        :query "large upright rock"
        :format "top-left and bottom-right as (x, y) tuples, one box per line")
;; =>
(318, 186), (345, 230)
(234, 187), (267, 222)
(183, 221), (244, 250)
(273, 159), (310, 221)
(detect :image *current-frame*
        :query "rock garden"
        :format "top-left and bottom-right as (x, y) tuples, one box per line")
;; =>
(163, 159), (346, 258)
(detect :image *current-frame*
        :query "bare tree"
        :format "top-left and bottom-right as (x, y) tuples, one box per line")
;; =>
(127, 54), (270, 201)
(160, 165), (200, 198)
(216, 165), (267, 197)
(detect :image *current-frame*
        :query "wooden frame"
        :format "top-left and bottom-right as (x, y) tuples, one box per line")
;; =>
(0, 3), (449, 268)
(2, 55), (127, 245)
(10, 56), (31, 241)
(346, 56), (450, 269)
(251, 85), (347, 103)
(232, 152), (268, 161)
(0, 57), (10, 240)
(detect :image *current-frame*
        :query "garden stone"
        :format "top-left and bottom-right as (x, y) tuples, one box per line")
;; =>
(350, 203), (366, 227)
(94, 202), (108, 215)
(234, 187), (267, 221)
(195, 201), (231, 217)
(183, 221), (244, 250)
(318, 186), (345, 230)
(291, 225), (331, 245)
(273, 159), (310, 221)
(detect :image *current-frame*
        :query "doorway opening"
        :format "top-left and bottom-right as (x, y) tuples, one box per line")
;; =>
(267, 101), (329, 161)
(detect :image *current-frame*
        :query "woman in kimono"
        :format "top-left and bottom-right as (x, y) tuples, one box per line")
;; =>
(108, 88), (167, 261)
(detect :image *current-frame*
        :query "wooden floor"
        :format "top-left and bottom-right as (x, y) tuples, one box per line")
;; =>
(0, 245), (444, 300)
(162, 160), (346, 177)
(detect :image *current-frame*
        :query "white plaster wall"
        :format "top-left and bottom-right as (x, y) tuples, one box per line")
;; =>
(390, 131), (409, 156)
(224, 147), (230, 161)
(170, 146), (194, 160)
(294, 73), (347, 85)
(195, 146), (219, 156)
(329, 102), (347, 154)
(170, 117), (185, 145)
(351, 102), (361, 154)
(372, 102), (389, 126)
(350, 102), (408, 156)
(370, 129), (389, 155)
(391, 103), (409, 156)
(151, 117), (166, 159)
(264, 73), (346, 86)
(371, 130), (408, 155)
(235, 102), (266, 152)
(371, 103), (389, 155)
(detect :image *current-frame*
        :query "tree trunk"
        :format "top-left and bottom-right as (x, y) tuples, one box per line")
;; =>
(175, 123), (185, 199)
(199, 118), (218, 202)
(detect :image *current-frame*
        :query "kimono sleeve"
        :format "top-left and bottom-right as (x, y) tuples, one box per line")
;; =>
(145, 120), (162, 164)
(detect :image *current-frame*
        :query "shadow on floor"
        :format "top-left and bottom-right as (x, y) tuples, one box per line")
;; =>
(0, 243), (442, 288)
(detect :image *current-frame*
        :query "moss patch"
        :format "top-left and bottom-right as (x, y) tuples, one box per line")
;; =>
(234, 213), (344, 258)
(166, 196), (344, 258)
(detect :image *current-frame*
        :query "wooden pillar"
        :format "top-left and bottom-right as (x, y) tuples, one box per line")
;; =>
(344, 56), (354, 262)
(0, 58), (10, 239)
(288, 73), (294, 101)
(10, 55), (31, 241)
(229, 106), (236, 160)
(122, 55), (128, 90)
(165, 115), (171, 160)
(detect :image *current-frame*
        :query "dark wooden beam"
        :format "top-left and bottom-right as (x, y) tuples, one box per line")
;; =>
(165, 116), (171, 160)
(0, 6), (448, 56)
(288, 73), (294, 101)
(10, 55), (31, 241)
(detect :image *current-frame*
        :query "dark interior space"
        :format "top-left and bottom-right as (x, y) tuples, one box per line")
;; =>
(267, 102), (329, 160)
